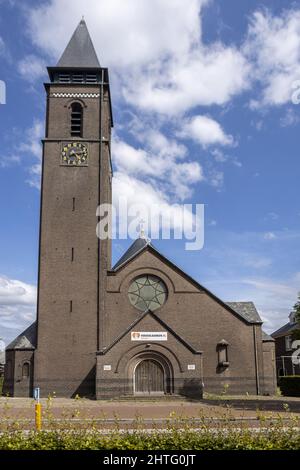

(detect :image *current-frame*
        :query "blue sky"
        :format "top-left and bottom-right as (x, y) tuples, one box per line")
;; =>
(0, 0), (300, 346)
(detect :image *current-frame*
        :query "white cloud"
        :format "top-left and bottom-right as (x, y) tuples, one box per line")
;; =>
(280, 108), (300, 127)
(263, 232), (277, 240)
(27, 0), (206, 68)
(265, 212), (279, 221)
(19, 120), (43, 188)
(113, 115), (204, 202)
(244, 8), (300, 107)
(25, 0), (250, 116)
(0, 35), (12, 62)
(18, 54), (47, 83)
(113, 141), (203, 203)
(0, 154), (20, 168)
(208, 219), (217, 226)
(20, 0), (254, 199)
(243, 257), (272, 269)
(123, 44), (249, 116)
(0, 276), (36, 306)
(0, 120), (43, 185)
(112, 171), (197, 236)
(206, 273), (300, 333)
(27, 163), (43, 190)
(0, 275), (36, 345)
(211, 148), (242, 167)
(19, 120), (43, 160)
(0, 36), (5, 57)
(208, 169), (224, 189)
(179, 115), (234, 147)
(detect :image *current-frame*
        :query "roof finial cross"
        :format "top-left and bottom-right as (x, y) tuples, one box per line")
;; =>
(138, 219), (151, 244)
(139, 219), (146, 239)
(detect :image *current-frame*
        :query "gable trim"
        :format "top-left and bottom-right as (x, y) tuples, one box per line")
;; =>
(97, 309), (202, 356)
(110, 244), (262, 325)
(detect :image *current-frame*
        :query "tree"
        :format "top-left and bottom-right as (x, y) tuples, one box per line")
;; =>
(292, 293), (300, 341)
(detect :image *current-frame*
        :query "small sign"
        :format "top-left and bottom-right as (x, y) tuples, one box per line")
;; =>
(33, 387), (40, 401)
(103, 365), (111, 371)
(188, 364), (196, 370)
(131, 332), (168, 341)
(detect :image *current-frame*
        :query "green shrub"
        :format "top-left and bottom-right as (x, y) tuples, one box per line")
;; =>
(0, 428), (299, 450)
(279, 376), (300, 397)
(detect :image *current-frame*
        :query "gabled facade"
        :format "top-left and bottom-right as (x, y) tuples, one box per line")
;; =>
(272, 316), (300, 377)
(3, 20), (277, 399)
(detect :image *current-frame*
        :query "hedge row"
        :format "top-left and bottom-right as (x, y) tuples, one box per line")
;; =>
(279, 376), (300, 397)
(0, 429), (300, 450)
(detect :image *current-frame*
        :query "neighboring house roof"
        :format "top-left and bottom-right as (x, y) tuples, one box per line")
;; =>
(271, 322), (298, 338)
(262, 331), (275, 342)
(56, 19), (101, 68)
(6, 322), (36, 350)
(112, 238), (262, 325)
(226, 302), (262, 324)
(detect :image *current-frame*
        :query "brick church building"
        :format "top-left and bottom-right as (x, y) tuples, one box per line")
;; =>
(3, 20), (276, 399)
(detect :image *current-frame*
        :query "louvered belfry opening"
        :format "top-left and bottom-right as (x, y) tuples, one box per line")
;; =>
(71, 102), (83, 136)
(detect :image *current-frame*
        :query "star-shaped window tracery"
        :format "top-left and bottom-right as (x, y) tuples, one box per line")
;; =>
(128, 275), (167, 311)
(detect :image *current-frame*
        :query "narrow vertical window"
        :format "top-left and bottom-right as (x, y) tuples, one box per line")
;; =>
(22, 362), (30, 378)
(72, 198), (75, 211)
(217, 340), (229, 367)
(71, 248), (74, 262)
(70, 300), (73, 313)
(285, 335), (293, 351)
(71, 102), (83, 137)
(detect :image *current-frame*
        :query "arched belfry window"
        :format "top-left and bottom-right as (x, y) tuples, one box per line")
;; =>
(71, 102), (83, 137)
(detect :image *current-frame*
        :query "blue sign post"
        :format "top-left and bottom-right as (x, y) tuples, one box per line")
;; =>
(33, 387), (40, 402)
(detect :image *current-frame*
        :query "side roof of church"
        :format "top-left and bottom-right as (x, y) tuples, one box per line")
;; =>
(6, 322), (36, 351)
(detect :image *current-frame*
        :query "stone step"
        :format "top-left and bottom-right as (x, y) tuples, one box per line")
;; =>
(112, 395), (198, 402)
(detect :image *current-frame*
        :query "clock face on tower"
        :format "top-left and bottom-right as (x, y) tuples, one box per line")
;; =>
(61, 142), (88, 166)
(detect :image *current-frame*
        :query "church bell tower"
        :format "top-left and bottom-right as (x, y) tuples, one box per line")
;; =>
(34, 19), (113, 397)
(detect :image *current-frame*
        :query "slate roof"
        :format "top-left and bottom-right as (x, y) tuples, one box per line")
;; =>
(57, 19), (101, 68)
(226, 302), (262, 324)
(271, 321), (298, 338)
(113, 237), (151, 270)
(6, 322), (36, 350)
(262, 331), (275, 342)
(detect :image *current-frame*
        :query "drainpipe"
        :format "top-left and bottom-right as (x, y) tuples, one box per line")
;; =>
(97, 69), (104, 352)
(253, 325), (260, 395)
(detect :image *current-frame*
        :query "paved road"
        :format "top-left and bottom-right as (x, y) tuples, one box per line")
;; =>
(1, 396), (300, 429)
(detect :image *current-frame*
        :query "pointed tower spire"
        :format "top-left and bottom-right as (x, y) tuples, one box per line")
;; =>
(56, 19), (100, 68)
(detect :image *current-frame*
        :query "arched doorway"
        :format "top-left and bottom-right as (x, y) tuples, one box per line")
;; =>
(134, 358), (166, 395)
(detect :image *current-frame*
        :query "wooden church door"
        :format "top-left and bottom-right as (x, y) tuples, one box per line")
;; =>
(135, 359), (165, 394)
